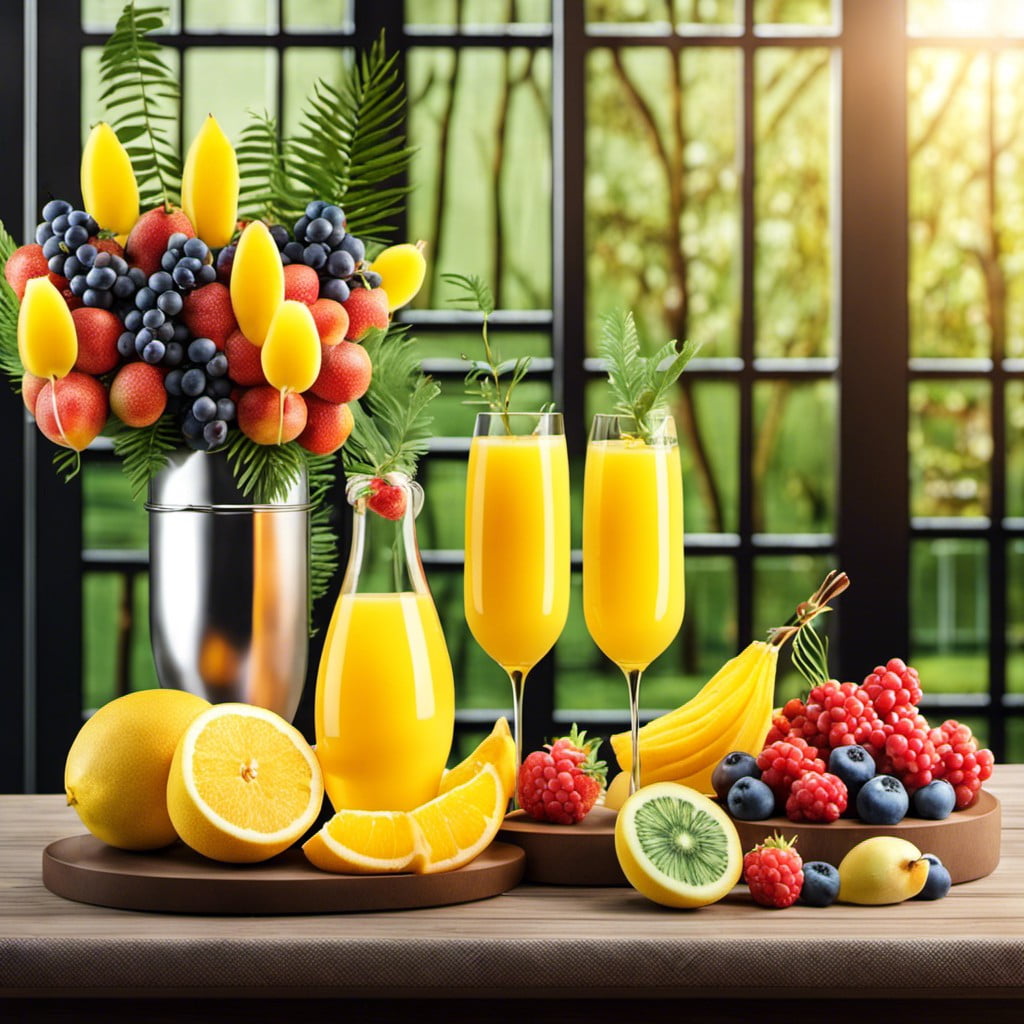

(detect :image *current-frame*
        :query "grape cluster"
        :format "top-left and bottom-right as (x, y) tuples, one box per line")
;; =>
(36, 200), (100, 277)
(119, 270), (187, 366)
(161, 233), (217, 291)
(66, 245), (141, 311)
(164, 337), (236, 451)
(281, 200), (372, 302)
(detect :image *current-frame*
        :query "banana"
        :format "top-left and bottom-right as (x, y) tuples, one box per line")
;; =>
(181, 115), (239, 248)
(80, 122), (139, 235)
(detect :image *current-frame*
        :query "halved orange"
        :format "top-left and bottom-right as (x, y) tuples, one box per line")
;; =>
(411, 762), (506, 874)
(166, 703), (324, 863)
(303, 809), (421, 874)
(438, 716), (516, 802)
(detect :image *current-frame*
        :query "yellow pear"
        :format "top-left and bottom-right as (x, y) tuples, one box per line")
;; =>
(838, 836), (929, 905)
(17, 277), (77, 379)
(80, 122), (139, 235)
(261, 300), (322, 394)
(230, 220), (285, 346)
(181, 114), (239, 249)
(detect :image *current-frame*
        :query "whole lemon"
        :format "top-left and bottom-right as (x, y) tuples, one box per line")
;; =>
(64, 689), (210, 850)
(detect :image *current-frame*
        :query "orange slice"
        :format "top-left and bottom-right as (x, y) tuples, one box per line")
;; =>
(438, 717), (516, 801)
(166, 703), (324, 863)
(410, 762), (506, 875)
(302, 809), (420, 875)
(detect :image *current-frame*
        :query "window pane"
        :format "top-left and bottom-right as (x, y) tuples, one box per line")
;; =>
(183, 48), (278, 143)
(586, 46), (741, 357)
(753, 379), (836, 534)
(407, 1), (552, 26)
(1008, 539), (1024, 695)
(421, 327), (551, 363)
(908, 0), (1024, 37)
(84, 0), (180, 32)
(284, 0), (352, 32)
(1008, 380), (1024, 518)
(909, 380), (991, 518)
(407, 47), (552, 310)
(754, 0), (835, 28)
(755, 554), (833, 703)
(83, 463), (148, 550)
(755, 47), (834, 358)
(911, 538), (988, 697)
(184, 0), (277, 33)
(585, 0), (739, 28)
(418, 457), (468, 552)
(282, 47), (352, 135)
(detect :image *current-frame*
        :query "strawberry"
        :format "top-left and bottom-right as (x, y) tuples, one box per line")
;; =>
(364, 476), (407, 520)
(224, 329), (267, 386)
(297, 396), (353, 455)
(342, 286), (389, 341)
(182, 282), (238, 348)
(125, 206), (195, 276)
(109, 362), (167, 428)
(283, 263), (320, 306)
(743, 834), (804, 908)
(311, 340), (372, 404)
(3, 243), (67, 300)
(72, 307), (122, 375)
(517, 725), (607, 825)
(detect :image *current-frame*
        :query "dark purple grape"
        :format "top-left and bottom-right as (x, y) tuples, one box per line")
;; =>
(203, 420), (228, 448)
(320, 278), (350, 303)
(192, 395), (217, 422)
(42, 198), (71, 221)
(117, 332), (135, 358)
(326, 250), (355, 278)
(142, 340), (166, 364)
(216, 398), (236, 421)
(268, 224), (290, 249)
(181, 411), (204, 440)
(168, 232), (189, 250)
(42, 236), (62, 259)
(188, 338), (217, 363)
(172, 266), (195, 289)
(124, 309), (143, 331)
(197, 265), (217, 285)
(64, 224), (89, 248)
(206, 353), (228, 377)
(182, 369), (207, 397)
(164, 343), (185, 368)
(86, 266), (117, 290)
(157, 290), (183, 316)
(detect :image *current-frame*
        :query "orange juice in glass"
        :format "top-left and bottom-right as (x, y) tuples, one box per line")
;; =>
(583, 412), (684, 794)
(464, 411), (571, 767)
(315, 474), (455, 812)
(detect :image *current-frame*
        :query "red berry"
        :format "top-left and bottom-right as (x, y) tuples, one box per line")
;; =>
(365, 476), (407, 520)
(806, 680), (882, 752)
(743, 834), (804, 908)
(755, 738), (825, 806)
(517, 725), (607, 825)
(785, 770), (848, 823)
(929, 719), (995, 809)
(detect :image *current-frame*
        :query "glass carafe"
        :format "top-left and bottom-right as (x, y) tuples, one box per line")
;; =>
(314, 473), (455, 812)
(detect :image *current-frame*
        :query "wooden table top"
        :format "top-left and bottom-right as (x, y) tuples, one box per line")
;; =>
(2, 766), (1022, 1021)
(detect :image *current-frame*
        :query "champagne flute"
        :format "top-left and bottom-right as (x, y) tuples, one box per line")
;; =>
(464, 411), (571, 771)
(583, 411), (685, 795)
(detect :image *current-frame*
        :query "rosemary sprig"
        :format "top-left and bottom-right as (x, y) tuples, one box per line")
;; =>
(442, 272), (532, 426)
(597, 309), (699, 443)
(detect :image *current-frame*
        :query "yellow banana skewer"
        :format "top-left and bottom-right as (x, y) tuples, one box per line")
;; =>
(80, 122), (139, 235)
(181, 114), (239, 248)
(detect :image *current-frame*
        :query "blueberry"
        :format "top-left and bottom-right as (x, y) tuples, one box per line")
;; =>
(856, 774), (909, 825)
(192, 395), (217, 423)
(117, 332), (135, 358)
(726, 777), (775, 821)
(304, 200), (326, 219)
(164, 369), (184, 396)
(911, 779), (956, 821)
(42, 235), (63, 259)
(181, 369), (207, 397)
(197, 264), (217, 285)
(157, 290), (183, 316)
(148, 271), (174, 294)
(142, 340), (166, 364)
(167, 232), (189, 250)
(172, 266), (195, 289)
(712, 751), (761, 800)
(913, 853), (952, 900)
(268, 224), (290, 249)
(216, 397), (236, 421)
(799, 861), (840, 907)
(320, 278), (350, 303)
(827, 744), (876, 803)
(142, 308), (166, 330)
(42, 198), (72, 221)
(188, 338), (217, 364)
(183, 237), (208, 260)
(206, 353), (229, 378)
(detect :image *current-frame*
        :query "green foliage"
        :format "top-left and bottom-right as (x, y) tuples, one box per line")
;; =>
(597, 309), (699, 442)
(442, 272), (533, 419)
(306, 453), (339, 621)
(97, 1), (181, 208)
(236, 110), (304, 224)
(791, 619), (830, 691)
(286, 34), (415, 241)
(344, 326), (439, 478)
(224, 430), (307, 505)
(112, 415), (179, 499)
(0, 219), (22, 384)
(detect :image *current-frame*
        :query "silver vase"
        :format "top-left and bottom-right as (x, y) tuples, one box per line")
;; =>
(146, 449), (311, 722)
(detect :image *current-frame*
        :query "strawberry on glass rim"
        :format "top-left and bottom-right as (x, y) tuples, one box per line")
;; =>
(347, 472), (423, 522)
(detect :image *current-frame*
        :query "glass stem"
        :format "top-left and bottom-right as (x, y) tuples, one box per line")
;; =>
(508, 668), (527, 806)
(625, 668), (643, 795)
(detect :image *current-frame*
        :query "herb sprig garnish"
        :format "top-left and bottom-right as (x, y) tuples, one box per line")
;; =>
(344, 325), (440, 479)
(597, 309), (700, 443)
(442, 273), (532, 427)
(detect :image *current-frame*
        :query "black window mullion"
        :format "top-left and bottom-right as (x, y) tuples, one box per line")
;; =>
(837, 0), (910, 680)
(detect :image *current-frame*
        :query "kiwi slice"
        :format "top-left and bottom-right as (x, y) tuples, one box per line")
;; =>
(633, 794), (732, 885)
(614, 782), (743, 908)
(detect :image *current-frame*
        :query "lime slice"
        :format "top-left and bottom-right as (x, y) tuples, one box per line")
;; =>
(614, 782), (742, 908)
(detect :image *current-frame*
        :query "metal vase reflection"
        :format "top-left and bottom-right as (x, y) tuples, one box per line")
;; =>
(147, 450), (311, 722)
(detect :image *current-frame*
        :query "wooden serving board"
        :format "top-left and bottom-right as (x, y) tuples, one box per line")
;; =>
(497, 806), (626, 885)
(41, 836), (525, 915)
(728, 789), (1002, 884)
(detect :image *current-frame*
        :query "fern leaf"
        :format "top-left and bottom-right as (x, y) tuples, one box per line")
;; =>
(237, 110), (305, 223)
(303, 451), (339, 625)
(112, 415), (179, 500)
(224, 431), (307, 505)
(97, 1), (181, 208)
(0, 219), (23, 384)
(442, 272), (496, 316)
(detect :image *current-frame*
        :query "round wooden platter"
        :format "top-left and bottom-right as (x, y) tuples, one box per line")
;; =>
(728, 788), (1002, 884)
(497, 806), (626, 886)
(41, 836), (525, 915)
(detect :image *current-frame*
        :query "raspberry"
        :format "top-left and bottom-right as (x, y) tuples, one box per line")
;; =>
(764, 701), (798, 746)
(755, 738), (825, 806)
(517, 725), (607, 825)
(785, 770), (848, 823)
(743, 834), (804, 908)
(884, 716), (941, 793)
(858, 658), (922, 718)
(804, 680), (882, 752)
(767, 698), (830, 750)
(929, 719), (995, 809)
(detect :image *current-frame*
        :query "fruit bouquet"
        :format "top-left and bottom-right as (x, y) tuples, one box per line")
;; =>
(0, 2), (429, 612)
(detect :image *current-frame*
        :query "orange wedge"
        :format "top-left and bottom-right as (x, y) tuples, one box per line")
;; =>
(166, 703), (324, 863)
(438, 717), (516, 801)
(411, 762), (506, 875)
(303, 809), (420, 875)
